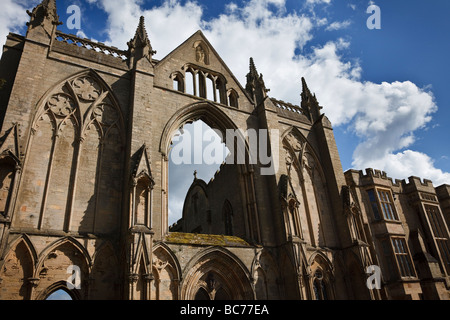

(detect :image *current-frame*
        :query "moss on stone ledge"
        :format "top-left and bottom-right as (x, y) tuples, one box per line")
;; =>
(165, 232), (251, 247)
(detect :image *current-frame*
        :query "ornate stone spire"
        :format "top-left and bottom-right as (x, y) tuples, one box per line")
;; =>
(26, 0), (61, 30)
(300, 77), (322, 121)
(127, 16), (157, 69)
(245, 57), (270, 105)
(247, 58), (259, 83)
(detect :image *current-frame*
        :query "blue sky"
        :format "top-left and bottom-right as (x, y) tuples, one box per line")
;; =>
(2, 0), (449, 224)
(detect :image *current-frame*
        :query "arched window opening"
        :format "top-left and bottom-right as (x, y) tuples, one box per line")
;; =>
(215, 77), (226, 105)
(197, 72), (207, 99)
(181, 66), (228, 104)
(172, 73), (184, 93)
(168, 120), (231, 234)
(185, 70), (195, 96)
(206, 76), (216, 102)
(312, 270), (328, 300)
(228, 90), (238, 108)
(223, 200), (233, 236)
(45, 288), (74, 300)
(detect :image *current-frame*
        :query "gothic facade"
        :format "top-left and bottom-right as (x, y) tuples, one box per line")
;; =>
(0, 0), (449, 300)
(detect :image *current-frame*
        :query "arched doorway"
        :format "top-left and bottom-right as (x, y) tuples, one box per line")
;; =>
(181, 248), (254, 300)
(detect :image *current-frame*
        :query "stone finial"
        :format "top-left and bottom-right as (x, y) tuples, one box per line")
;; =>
(26, 0), (62, 30)
(127, 16), (157, 69)
(248, 57), (259, 81)
(245, 57), (270, 105)
(301, 77), (311, 99)
(300, 77), (322, 121)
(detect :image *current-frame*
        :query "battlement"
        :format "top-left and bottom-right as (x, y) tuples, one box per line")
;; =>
(402, 176), (435, 191)
(348, 168), (402, 187)
(347, 168), (440, 191)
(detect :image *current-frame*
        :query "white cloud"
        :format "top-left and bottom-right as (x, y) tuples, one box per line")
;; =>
(89, 0), (205, 56)
(85, 0), (448, 187)
(325, 20), (352, 31)
(4, 0), (448, 189)
(0, 0), (36, 47)
(360, 150), (450, 187)
(306, 0), (332, 5)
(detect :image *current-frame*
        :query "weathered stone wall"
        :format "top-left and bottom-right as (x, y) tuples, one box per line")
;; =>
(1, 1), (449, 301)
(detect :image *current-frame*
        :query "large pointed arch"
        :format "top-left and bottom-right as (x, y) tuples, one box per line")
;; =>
(1, 233), (38, 266)
(152, 242), (182, 300)
(181, 247), (254, 300)
(15, 68), (126, 233)
(0, 234), (36, 300)
(251, 249), (281, 300)
(26, 67), (126, 153)
(282, 126), (337, 247)
(91, 240), (118, 266)
(35, 236), (92, 277)
(152, 242), (182, 279)
(159, 101), (260, 242)
(282, 126), (327, 182)
(29, 68), (125, 139)
(159, 101), (250, 158)
(31, 236), (91, 300)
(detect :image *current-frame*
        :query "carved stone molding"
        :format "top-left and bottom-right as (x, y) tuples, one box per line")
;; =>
(28, 277), (40, 288)
(128, 273), (139, 284)
(72, 77), (101, 102)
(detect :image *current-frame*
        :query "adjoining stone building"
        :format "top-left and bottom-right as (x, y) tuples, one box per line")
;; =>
(0, 0), (449, 300)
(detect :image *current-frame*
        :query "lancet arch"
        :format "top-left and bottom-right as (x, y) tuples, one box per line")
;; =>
(181, 247), (254, 300)
(0, 235), (36, 300)
(308, 250), (335, 300)
(281, 126), (336, 247)
(15, 69), (125, 234)
(31, 237), (91, 300)
(151, 243), (181, 300)
(159, 101), (260, 242)
(39, 281), (81, 300)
